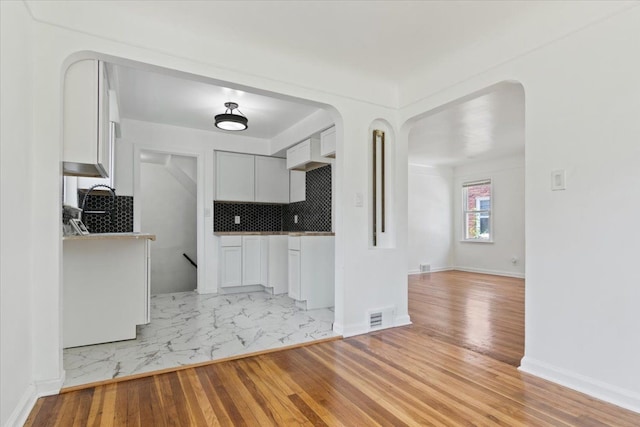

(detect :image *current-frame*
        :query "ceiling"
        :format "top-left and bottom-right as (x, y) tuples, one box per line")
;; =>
(111, 65), (322, 139)
(27, 1), (626, 85)
(408, 82), (524, 167)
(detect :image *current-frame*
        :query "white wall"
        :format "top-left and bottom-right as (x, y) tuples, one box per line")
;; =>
(141, 157), (197, 294)
(401, 6), (640, 412)
(0, 2), (36, 426)
(407, 164), (453, 273)
(453, 155), (525, 277)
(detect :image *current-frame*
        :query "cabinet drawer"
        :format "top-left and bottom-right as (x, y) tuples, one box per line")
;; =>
(220, 236), (242, 247)
(288, 236), (301, 251)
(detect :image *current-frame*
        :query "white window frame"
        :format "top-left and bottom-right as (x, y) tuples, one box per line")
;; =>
(462, 179), (493, 243)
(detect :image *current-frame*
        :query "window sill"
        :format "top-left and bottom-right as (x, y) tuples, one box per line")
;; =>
(460, 239), (494, 244)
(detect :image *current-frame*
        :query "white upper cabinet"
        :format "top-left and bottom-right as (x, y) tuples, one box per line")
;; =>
(63, 59), (112, 178)
(320, 126), (336, 158)
(286, 137), (330, 172)
(289, 170), (306, 203)
(255, 156), (289, 203)
(215, 152), (255, 202)
(216, 152), (289, 203)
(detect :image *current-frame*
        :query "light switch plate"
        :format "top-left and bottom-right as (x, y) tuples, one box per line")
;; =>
(234, 216), (240, 224)
(354, 192), (363, 207)
(551, 169), (566, 191)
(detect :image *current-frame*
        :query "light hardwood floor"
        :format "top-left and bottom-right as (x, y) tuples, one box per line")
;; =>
(409, 270), (524, 366)
(26, 272), (640, 426)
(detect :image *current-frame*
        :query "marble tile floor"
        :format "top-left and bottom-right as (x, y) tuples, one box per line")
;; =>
(63, 290), (336, 387)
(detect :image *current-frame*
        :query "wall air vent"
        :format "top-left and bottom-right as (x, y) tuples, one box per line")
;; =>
(367, 306), (395, 331)
(420, 263), (431, 273)
(370, 312), (383, 328)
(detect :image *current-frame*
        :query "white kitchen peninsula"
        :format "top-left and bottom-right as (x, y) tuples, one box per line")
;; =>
(63, 232), (155, 348)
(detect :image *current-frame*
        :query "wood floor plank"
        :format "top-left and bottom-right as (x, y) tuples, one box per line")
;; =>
(178, 369), (219, 427)
(26, 271), (640, 426)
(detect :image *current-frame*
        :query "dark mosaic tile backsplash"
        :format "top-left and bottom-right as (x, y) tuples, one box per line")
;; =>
(214, 202), (283, 232)
(283, 165), (331, 232)
(77, 191), (134, 233)
(214, 164), (332, 233)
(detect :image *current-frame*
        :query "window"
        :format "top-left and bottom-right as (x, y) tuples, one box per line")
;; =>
(462, 180), (492, 241)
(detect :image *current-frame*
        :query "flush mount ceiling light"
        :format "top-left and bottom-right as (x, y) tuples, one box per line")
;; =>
(214, 102), (248, 131)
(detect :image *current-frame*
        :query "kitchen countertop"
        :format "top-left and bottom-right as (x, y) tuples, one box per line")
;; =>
(63, 232), (156, 241)
(214, 231), (335, 237)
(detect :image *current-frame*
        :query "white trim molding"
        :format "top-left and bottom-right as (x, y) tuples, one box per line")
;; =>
(4, 384), (37, 427)
(393, 314), (412, 328)
(408, 266), (453, 275)
(332, 321), (368, 338)
(519, 357), (640, 414)
(4, 373), (65, 427)
(35, 373), (65, 397)
(334, 314), (412, 338)
(453, 266), (525, 279)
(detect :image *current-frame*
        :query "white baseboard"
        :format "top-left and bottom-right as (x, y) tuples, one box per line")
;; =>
(333, 314), (412, 338)
(196, 286), (218, 295)
(4, 373), (66, 427)
(408, 266), (452, 275)
(453, 266), (525, 279)
(394, 314), (412, 327)
(4, 384), (37, 427)
(333, 321), (368, 337)
(35, 372), (65, 397)
(519, 357), (640, 414)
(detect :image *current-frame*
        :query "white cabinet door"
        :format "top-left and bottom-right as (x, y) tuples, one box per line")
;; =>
(220, 246), (242, 287)
(286, 140), (310, 170)
(242, 236), (262, 286)
(289, 170), (306, 203)
(286, 138), (329, 171)
(216, 152), (255, 201)
(97, 61), (111, 176)
(267, 236), (288, 294)
(63, 59), (111, 178)
(320, 126), (336, 158)
(288, 250), (301, 300)
(260, 237), (269, 285)
(255, 156), (289, 203)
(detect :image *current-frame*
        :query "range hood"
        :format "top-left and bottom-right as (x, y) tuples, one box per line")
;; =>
(63, 161), (108, 178)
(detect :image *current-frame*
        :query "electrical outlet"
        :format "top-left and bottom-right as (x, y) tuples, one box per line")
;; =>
(234, 216), (240, 224)
(294, 215), (298, 224)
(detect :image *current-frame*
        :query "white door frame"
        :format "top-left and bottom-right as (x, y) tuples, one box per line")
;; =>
(133, 144), (205, 293)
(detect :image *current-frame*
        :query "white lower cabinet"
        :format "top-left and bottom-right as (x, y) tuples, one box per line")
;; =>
(267, 236), (288, 294)
(220, 246), (242, 287)
(219, 235), (288, 294)
(63, 235), (153, 348)
(219, 236), (242, 287)
(288, 249), (302, 300)
(287, 236), (335, 309)
(242, 236), (263, 286)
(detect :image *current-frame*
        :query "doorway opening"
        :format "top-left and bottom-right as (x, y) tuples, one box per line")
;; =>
(140, 152), (197, 295)
(405, 81), (525, 366)
(60, 54), (340, 389)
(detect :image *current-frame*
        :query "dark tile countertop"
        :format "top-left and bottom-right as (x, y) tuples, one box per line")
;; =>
(214, 231), (335, 237)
